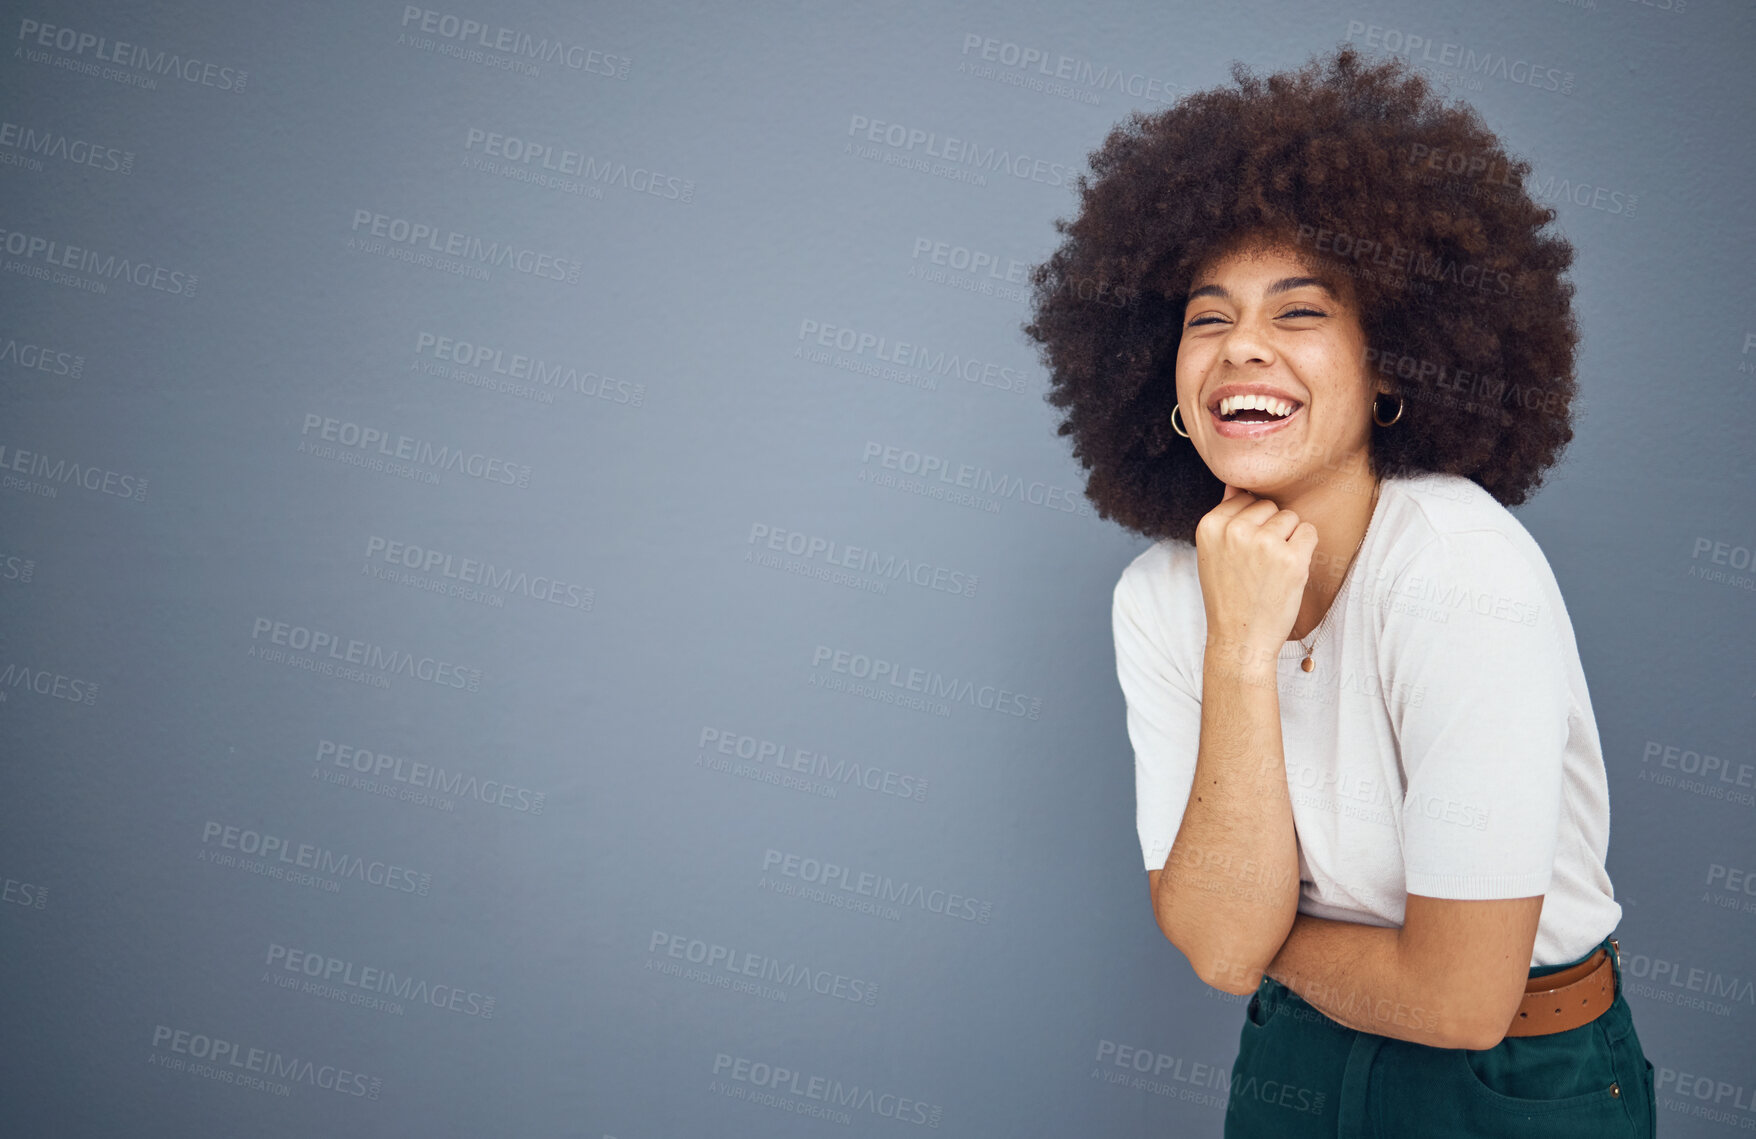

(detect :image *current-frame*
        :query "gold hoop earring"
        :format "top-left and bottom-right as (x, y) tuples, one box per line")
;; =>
(1373, 393), (1404, 427)
(1170, 404), (1190, 438)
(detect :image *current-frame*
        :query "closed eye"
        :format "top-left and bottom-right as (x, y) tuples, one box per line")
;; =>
(1185, 307), (1327, 328)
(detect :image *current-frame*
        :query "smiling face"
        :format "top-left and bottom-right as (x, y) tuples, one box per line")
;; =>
(1175, 237), (1387, 501)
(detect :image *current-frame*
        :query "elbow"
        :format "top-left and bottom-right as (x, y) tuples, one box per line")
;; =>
(1191, 941), (1269, 996)
(1444, 981), (1531, 1051)
(1148, 879), (1283, 996)
(1198, 959), (1263, 997)
(1468, 1028), (1509, 1052)
(1448, 1019), (1509, 1053)
(1151, 913), (1261, 995)
(1437, 998), (1517, 1052)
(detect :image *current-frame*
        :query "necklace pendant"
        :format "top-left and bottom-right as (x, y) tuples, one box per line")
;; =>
(1301, 655), (1314, 673)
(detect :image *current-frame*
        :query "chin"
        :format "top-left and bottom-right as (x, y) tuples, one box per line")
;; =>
(1207, 460), (1291, 494)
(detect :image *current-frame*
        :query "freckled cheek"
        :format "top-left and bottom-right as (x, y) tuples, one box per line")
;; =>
(1173, 363), (1203, 409)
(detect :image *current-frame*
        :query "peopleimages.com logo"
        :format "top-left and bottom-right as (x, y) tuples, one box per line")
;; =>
(149, 1025), (380, 1098)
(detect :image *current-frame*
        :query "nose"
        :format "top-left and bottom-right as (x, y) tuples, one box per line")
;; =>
(1217, 312), (1276, 368)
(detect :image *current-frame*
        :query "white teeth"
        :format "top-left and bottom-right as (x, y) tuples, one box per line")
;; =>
(1218, 394), (1296, 418)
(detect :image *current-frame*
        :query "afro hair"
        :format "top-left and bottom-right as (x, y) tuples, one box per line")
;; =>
(1022, 42), (1582, 543)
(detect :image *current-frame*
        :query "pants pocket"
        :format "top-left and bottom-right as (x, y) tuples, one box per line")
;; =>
(1225, 989), (1346, 1139)
(1245, 989), (1276, 1029)
(1446, 1020), (1634, 1139)
(1372, 1024), (1635, 1139)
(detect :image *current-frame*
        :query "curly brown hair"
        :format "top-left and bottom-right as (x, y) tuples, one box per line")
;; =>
(1021, 43), (1581, 543)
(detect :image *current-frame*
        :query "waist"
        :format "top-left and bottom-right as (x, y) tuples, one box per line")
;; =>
(1258, 933), (1623, 1034)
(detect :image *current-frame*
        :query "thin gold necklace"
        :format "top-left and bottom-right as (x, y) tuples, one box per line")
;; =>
(1296, 480), (1380, 674)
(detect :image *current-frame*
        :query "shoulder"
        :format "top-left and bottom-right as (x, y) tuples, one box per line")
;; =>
(1115, 537), (1199, 611)
(1380, 473), (1558, 583)
(1112, 538), (1204, 649)
(1375, 474), (1565, 634)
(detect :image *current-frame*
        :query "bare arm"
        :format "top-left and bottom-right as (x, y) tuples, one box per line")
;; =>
(1203, 893), (1544, 1049)
(1141, 483), (1317, 994)
(1147, 634), (1301, 994)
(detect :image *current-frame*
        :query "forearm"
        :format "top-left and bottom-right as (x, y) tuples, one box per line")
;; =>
(1241, 913), (1476, 1049)
(1153, 636), (1300, 991)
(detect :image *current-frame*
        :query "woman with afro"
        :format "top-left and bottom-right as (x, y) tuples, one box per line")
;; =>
(1024, 44), (1654, 1138)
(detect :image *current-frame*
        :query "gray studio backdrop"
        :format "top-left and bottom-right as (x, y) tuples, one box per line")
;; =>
(2, 1), (1752, 1136)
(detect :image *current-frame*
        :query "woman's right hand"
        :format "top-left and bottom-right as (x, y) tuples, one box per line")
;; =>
(1193, 483), (1318, 654)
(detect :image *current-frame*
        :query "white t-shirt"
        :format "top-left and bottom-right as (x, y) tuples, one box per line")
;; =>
(1113, 471), (1621, 967)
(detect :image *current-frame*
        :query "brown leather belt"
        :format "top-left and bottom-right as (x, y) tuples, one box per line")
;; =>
(1502, 937), (1620, 1037)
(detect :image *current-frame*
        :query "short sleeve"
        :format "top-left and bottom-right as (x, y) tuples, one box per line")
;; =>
(1113, 561), (1203, 872)
(1384, 531), (1570, 900)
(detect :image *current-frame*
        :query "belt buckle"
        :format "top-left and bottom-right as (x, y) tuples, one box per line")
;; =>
(1609, 937), (1621, 972)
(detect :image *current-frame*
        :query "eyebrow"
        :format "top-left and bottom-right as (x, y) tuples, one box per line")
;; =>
(1185, 276), (1338, 306)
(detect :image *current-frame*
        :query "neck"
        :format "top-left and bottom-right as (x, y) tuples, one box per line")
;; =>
(1265, 472), (1383, 642)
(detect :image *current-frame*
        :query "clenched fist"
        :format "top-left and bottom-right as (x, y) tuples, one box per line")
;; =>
(1193, 484), (1319, 656)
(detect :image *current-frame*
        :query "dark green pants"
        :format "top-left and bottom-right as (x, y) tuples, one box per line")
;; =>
(1224, 933), (1656, 1138)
